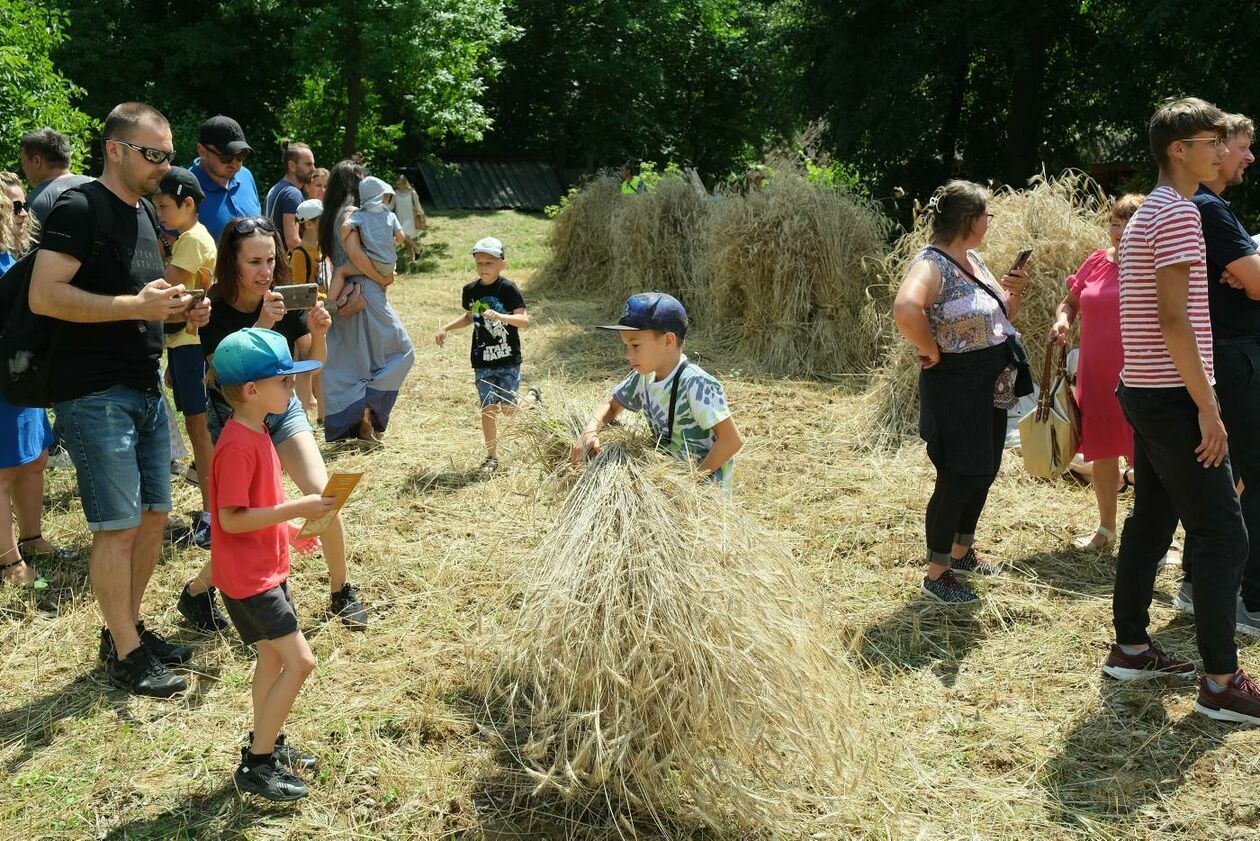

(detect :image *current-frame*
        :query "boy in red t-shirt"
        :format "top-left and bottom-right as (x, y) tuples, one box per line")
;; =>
(209, 328), (335, 801)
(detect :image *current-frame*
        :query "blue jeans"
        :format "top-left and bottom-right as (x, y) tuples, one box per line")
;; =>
(55, 385), (172, 532)
(475, 365), (520, 407)
(206, 390), (312, 447)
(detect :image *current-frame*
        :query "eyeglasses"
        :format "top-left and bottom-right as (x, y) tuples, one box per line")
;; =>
(11, 200), (27, 216)
(109, 138), (176, 165)
(1179, 136), (1226, 149)
(206, 146), (250, 165)
(231, 216), (277, 235)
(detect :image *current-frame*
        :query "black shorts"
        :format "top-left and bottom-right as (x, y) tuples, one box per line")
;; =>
(221, 580), (299, 646)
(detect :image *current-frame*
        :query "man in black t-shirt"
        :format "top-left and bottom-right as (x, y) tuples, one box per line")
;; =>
(30, 102), (212, 698)
(1185, 112), (1260, 634)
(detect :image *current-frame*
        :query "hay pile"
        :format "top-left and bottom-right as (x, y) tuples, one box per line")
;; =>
(476, 425), (867, 836)
(707, 170), (893, 378)
(856, 171), (1110, 447)
(534, 175), (621, 295)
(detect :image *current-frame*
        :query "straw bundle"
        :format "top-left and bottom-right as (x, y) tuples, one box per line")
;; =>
(610, 175), (712, 321)
(534, 175), (621, 295)
(705, 170), (894, 379)
(477, 430), (866, 836)
(856, 171), (1109, 447)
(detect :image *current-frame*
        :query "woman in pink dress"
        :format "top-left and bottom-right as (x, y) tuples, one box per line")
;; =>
(1049, 194), (1145, 550)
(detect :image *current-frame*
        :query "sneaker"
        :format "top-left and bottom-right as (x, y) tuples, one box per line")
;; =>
(1237, 600), (1260, 638)
(249, 732), (318, 772)
(1101, 642), (1196, 681)
(479, 456), (499, 475)
(950, 548), (1002, 577)
(331, 582), (368, 630)
(1194, 670), (1260, 725)
(178, 583), (230, 632)
(920, 570), (978, 604)
(191, 512), (211, 549)
(107, 645), (187, 698)
(528, 386), (544, 406)
(184, 462), (199, 486)
(233, 747), (309, 802)
(138, 621), (193, 666)
(170, 460), (184, 477)
(1172, 580), (1194, 615)
(100, 624), (186, 665)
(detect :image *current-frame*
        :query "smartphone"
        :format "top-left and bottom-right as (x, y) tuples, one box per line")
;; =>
(1010, 248), (1033, 273)
(275, 283), (319, 310)
(183, 288), (206, 311)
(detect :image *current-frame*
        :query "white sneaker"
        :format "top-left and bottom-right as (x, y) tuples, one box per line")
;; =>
(1172, 580), (1194, 615)
(1237, 599), (1260, 638)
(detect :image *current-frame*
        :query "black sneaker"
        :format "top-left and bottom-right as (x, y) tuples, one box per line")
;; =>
(233, 747), (309, 802)
(920, 570), (979, 604)
(100, 624), (190, 666)
(178, 583), (231, 632)
(951, 548), (1002, 577)
(331, 582), (368, 630)
(107, 645), (187, 697)
(249, 732), (318, 772)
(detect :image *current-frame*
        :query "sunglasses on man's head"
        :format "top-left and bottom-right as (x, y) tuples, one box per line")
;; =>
(232, 216), (276, 235)
(109, 138), (176, 165)
(206, 146), (250, 165)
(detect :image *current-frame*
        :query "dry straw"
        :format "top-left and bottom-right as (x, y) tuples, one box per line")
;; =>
(476, 419), (869, 837)
(706, 169), (894, 378)
(855, 170), (1109, 447)
(534, 175), (621, 296)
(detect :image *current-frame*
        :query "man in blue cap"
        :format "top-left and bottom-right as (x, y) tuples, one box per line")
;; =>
(570, 292), (744, 488)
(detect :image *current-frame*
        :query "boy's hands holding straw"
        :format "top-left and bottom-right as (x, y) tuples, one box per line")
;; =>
(571, 430), (602, 465)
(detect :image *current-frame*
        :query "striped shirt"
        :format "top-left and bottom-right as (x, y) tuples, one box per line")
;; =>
(1118, 185), (1213, 387)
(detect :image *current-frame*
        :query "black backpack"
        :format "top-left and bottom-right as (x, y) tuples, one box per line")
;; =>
(0, 185), (166, 408)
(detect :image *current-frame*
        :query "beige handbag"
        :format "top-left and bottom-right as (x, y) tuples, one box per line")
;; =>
(1018, 341), (1081, 478)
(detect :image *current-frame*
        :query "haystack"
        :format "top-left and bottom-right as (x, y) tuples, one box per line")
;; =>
(533, 175), (621, 296)
(856, 171), (1109, 447)
(705, 170), (894, 379)
(609, 174), (712, 321)
(477, 423), (867, 836)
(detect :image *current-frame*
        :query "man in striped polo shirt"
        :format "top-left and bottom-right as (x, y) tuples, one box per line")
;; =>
(1103, 97), (1260, 725)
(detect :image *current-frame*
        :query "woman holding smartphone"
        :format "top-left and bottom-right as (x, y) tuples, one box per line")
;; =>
(893, 180), (1030, 604)
(174, 214), (370, 632)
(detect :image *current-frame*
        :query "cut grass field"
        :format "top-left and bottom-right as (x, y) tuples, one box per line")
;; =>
(3, 209), (1260, 840)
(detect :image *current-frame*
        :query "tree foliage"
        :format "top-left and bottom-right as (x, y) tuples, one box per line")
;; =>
(0, 0), (95, 172)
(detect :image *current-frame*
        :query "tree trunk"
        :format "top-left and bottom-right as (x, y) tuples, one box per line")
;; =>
(1002, 6), (1054, 185)
(939, 43), (968, 179)
(343, 29), (363, 157)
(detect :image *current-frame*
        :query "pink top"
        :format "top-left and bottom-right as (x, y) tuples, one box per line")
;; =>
(1118, 185), (1213, 387)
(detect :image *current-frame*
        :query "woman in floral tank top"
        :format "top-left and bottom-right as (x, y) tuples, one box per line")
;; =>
(893, 180), (1030, 604)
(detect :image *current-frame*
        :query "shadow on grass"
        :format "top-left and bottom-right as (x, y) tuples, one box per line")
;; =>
(405, 239), (451, 275)
(404, 465), (490, 495)
(100, 782), (273, 840)
(856, 595), (984, 682)
(1009, 549), (1121, 601)
(1041, 678), (1222, 833)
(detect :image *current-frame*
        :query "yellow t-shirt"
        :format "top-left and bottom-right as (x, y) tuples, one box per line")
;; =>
(290, 242), (328, 298)
(166, 222), (217, 349)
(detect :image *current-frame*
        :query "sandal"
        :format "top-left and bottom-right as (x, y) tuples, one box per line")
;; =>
(1119, 468), (1135, 495)
(1074, 525), (1116, 551)
(0, 557), (40, 588)
(480, 456), (499, 475)
(17, 535), (80, 563)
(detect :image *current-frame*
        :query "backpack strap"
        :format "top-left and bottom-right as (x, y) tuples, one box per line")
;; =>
(77, 184), (171, 264)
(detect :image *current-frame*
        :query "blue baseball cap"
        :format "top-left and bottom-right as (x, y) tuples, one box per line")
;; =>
(599, 292), (688, 338)
(213, 328), (321, 386)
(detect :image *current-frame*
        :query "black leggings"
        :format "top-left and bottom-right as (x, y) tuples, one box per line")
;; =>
(924, 408), (1005, 565)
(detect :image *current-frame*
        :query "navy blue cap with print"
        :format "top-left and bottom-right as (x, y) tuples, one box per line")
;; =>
(599, 292), (688, 339)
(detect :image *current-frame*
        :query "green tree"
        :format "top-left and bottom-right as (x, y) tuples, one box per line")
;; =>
(0, 0), (95, 174)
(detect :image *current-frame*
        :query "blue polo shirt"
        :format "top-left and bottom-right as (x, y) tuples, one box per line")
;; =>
(190, 158), (261, 240)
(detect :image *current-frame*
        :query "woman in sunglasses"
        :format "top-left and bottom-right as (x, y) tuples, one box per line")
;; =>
(176, 215), (369, 629)
(0, 172), (30, 256)
(317, 160), (415, 444)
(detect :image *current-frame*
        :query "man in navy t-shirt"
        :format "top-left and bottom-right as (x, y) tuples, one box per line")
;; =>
(1187, 112), (1260, 630)
(189, 115), (260, 240)
(265, 141), (315, 253)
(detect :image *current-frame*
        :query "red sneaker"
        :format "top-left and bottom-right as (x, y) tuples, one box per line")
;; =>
(1101, 642), (1196, 681)
(1194, 670), (1260, 725)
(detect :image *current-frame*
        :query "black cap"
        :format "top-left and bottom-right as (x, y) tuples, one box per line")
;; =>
(157, 167), (205, 202)
(599, 292), (688, 339)
(198, 115), (252, 155)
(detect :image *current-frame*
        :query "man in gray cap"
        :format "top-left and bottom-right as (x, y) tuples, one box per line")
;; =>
(189, 115), (260, 239)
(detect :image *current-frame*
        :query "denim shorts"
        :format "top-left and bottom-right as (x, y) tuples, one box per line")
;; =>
(475, 364), (520, 407)
(55, 384), (173, 532)
(206, 390), (313, 447)
(168, 345), (208, 416)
